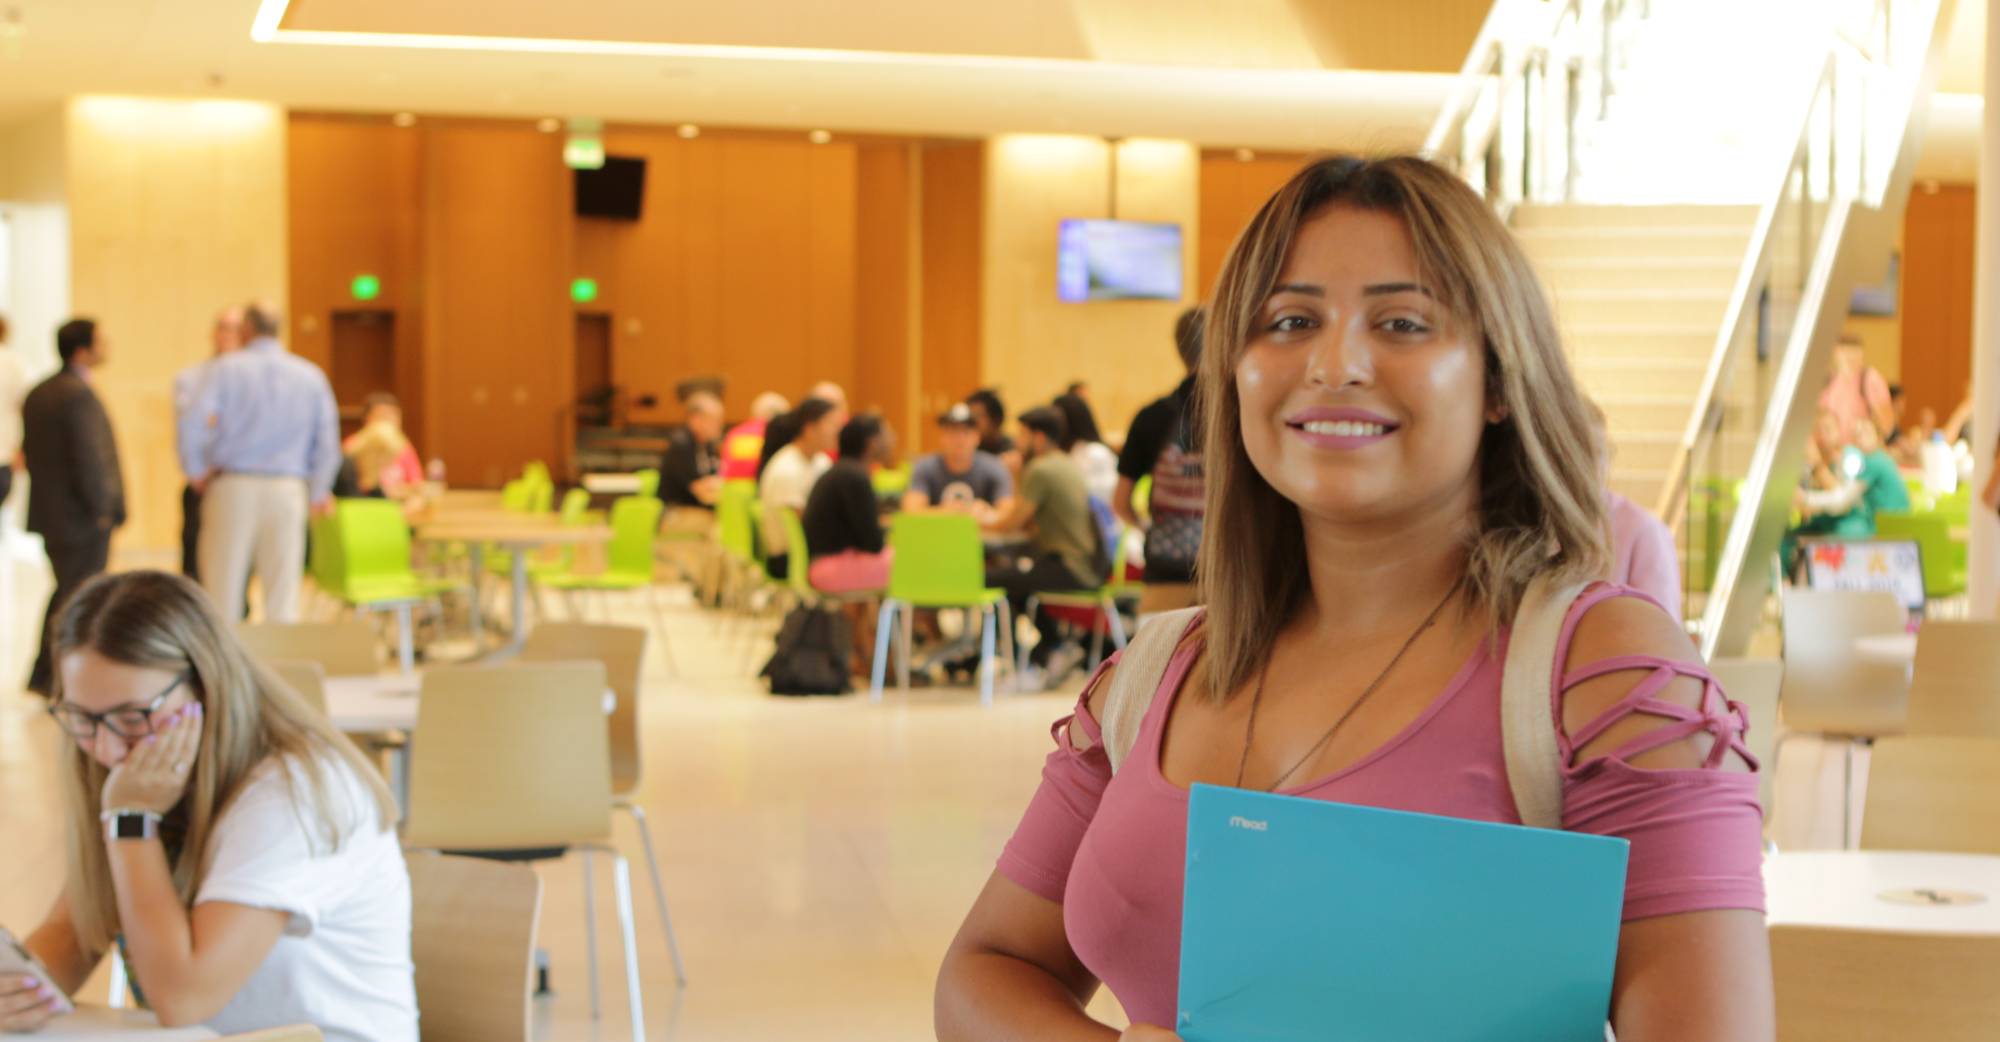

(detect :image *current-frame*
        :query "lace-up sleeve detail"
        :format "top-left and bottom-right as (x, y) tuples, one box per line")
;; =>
(1550, 585), (1766, 921)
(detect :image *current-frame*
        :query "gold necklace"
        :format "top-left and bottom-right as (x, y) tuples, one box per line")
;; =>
(1234, 576), (1465, 792)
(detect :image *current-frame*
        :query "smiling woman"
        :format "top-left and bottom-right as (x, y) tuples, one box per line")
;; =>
(0, 571), (414, 1041)
(934, 155), (1774, 1042)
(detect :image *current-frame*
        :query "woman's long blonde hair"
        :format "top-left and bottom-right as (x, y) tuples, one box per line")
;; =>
(53, 571), (398, 954)
(1197, 154), (1610, 702)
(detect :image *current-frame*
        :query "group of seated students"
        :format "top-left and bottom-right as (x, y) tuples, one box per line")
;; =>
(648, 373), (1141, 688)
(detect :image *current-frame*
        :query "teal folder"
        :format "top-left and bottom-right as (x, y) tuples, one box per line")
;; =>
(1178, 784), (1629, 1042)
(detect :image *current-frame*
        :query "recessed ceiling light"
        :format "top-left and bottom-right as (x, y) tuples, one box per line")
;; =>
(537, 117), (561, 133)
(807, 129), (832, 145)
(677, 123), (699, 139)
(392, 112), (416, 127)
(1235, 148), (1255, 162)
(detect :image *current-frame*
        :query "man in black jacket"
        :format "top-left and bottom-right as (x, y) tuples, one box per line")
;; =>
(22, 318), (125, 695)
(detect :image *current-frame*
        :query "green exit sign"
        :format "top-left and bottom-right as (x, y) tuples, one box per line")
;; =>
(350, 274), (381, 301)
(570, 278), (598, 304)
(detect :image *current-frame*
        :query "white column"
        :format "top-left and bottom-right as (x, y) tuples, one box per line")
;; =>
(1969, 0), (2000, 618)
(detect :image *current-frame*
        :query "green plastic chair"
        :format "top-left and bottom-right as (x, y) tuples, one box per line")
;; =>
(331, 499), (462, 672)
(307, 509), (348, 610)
(869, 513), (1014, 706)
(1873, 511), (1967, 600)
(635, 468), (661, 499)
(526, 488), (592, 580)
(1131, 474), (1153, 527)
(540, 497), (677, 669)
(870, 463), (912, 498)
(1018, 526), (1137, 677)
(709, 480), (766, 612)
(523, 460), (552, 488)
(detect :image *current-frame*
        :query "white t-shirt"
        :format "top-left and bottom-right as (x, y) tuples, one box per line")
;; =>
(196, 750), (416, 1042)
(758, 444), (830, 556)
(0, 351), (27, 461)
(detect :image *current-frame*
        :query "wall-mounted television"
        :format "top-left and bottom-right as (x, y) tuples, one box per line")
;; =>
(1057, 219), (1182, 302)
(575, 156), (647, 220)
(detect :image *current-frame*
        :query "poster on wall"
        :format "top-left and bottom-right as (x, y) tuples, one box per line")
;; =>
(1802, 538), (1926, 614)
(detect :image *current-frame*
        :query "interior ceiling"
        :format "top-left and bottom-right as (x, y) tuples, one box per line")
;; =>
(279, 0), (1493, 73)
(0, 0), (1472, 152)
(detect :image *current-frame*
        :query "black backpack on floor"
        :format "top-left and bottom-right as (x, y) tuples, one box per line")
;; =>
(761, 605), (853, 696)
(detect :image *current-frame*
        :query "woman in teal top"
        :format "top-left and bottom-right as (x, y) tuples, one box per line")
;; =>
(1798, 419), (1910, 536)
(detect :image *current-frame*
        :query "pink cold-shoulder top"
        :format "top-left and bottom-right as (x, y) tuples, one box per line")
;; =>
(996, 584), (1765, 1030)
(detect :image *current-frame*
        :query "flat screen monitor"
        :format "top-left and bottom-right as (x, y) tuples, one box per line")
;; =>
(1801, 538), (1926, 614)
(575, 156), (646, 220)
(1057, 219), (1182, 302)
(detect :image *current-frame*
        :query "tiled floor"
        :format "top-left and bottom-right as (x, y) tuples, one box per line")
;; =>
(0, 533), (1851, 1040)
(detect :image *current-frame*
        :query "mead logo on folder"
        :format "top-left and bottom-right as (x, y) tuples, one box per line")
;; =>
(1178, 784), (1629, 1042)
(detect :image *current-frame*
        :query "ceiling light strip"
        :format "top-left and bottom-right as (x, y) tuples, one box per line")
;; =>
(247, 0), (1397, 83)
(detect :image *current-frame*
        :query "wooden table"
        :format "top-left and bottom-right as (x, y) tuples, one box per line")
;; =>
(1765, 850), (2000, 934)
(410, 514), (612, 656)
(583, 472), (644, 495)
(34, 1006), (215, 1040)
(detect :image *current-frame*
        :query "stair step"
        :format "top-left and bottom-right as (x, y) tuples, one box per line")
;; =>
(1515, 226), (1752, 262)
(1609, 470), (1669, 510)
(1604, 432), (1687, 473)
(1535, 256), (1743, 293)
(1574, 357), (1710, 397)
(1513, 204), (1760, 229)
(1595, 395), (1695, 434)
(1564, 323), (1717, 360)
(1549, 288), (1733, 327)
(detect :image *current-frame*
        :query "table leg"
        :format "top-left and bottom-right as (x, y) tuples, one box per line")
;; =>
(466, 543), (486, 649)
(503, 551), (530, 656)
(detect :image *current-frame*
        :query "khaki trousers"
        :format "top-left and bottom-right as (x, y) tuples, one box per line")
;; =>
(199, 474), (308, 623)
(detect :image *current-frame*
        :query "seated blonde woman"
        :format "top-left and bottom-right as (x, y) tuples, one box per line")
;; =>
(0, 571), (415, 1040)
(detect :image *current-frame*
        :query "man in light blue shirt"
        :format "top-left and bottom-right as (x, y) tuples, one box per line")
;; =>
(173, 306), (243, 582)
(177, 302), (339, 622)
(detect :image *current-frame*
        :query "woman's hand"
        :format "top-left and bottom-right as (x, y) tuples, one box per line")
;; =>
(1118, 1027), (1183, 1041)
(101, 703), (202, 816)
(0, 973), (70, 1032)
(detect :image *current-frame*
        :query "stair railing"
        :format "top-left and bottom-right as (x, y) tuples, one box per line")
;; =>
(1683, 0), (1959, 654)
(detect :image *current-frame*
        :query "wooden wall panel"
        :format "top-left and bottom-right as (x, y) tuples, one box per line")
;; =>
(1197, 151), (1312, 297)
(286, 115), (424, 447)
(1898, 183), (1976, 424)
(420, 124), (573, 488)
(572, 129), (860, 426)
(853, 142), (917, 447)
(919, 142), (984, 430)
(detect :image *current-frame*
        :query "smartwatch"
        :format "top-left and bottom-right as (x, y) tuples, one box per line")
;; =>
(102, 810), (162, 842)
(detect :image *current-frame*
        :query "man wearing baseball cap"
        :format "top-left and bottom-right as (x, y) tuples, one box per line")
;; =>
(901, 403), (1015, 521)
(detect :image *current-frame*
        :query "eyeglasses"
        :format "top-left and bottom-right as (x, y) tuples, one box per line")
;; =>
(48, 670), (194, 741)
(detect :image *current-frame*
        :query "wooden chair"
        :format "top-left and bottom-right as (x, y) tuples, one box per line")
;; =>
(237, 620), (381, 676)
(265, 659), (328, 716)
(1860, 735), (2000, 855)
(406, 853), (542, 1042)
(214, 1028), (324, 1041)
(1707, 657), (1781, 825)
(1778, 588), (1910, 845)
(402, 662), (653, 1041)
(518, 623), (688, 984)
(1905, 621), (2000, 738)
(1772, 924), (2000, 1041)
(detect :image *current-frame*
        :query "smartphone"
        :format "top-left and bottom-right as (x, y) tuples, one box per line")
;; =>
(0, 927), (73, 1016)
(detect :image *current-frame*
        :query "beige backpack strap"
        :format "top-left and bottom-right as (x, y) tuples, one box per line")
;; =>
(1101, 607), (1202, 773)
(1500, 576), (1593, 830)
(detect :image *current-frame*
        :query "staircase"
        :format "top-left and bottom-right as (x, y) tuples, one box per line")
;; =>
(1513, 204), (1756, 510)
(1428, 0), (1960, 650)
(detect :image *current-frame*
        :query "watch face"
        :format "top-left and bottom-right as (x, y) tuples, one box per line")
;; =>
(112, 814), (152, 839)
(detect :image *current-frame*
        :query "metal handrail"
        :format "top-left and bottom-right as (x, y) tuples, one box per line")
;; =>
(1654, 52), (1844, 534)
